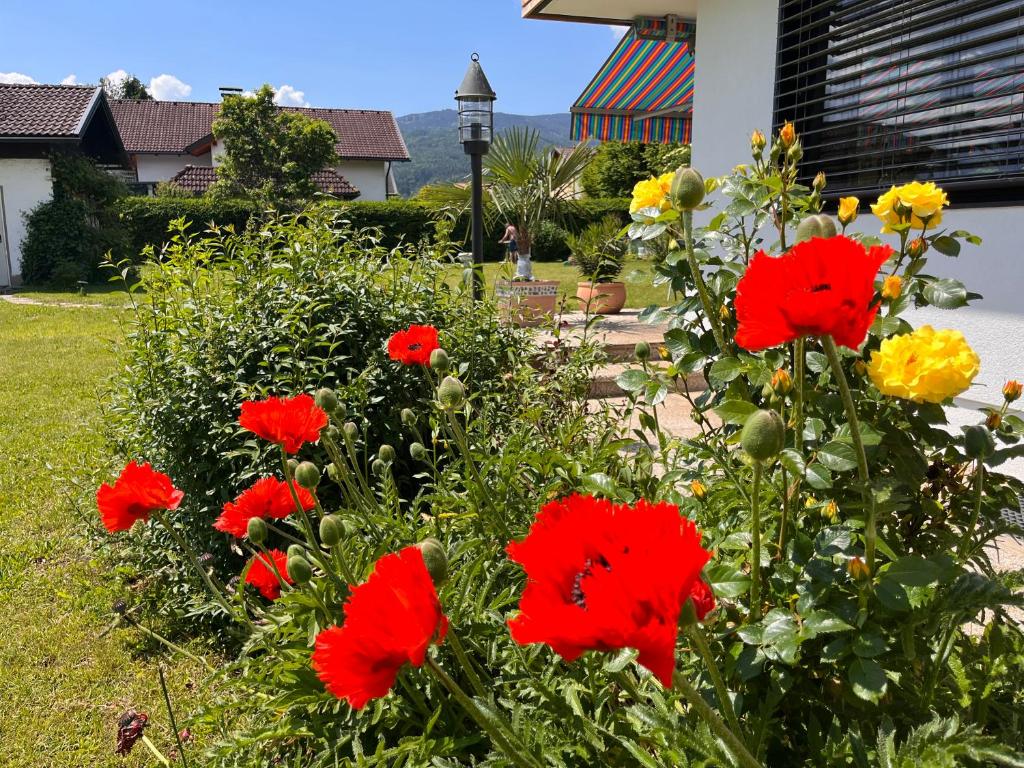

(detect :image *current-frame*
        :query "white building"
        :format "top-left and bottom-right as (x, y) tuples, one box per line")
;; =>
(524, 0), (1024, 417)
(0, 83), (127, 288)
(109, 97), (409, 199)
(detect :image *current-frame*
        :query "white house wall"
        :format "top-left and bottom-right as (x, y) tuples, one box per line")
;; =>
(0, 158), (52, 286)
(135, 153), (212, 184)
(336, 160), (388, 201)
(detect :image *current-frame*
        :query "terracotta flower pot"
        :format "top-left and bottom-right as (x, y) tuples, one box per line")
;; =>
(496, 279), (560, 327)
(576, 281), (626, 315)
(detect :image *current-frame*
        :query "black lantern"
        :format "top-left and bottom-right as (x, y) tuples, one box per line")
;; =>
(455, 53), (496, 301)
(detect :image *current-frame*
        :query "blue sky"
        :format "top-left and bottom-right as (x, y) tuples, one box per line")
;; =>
(0, 0), (624, 115)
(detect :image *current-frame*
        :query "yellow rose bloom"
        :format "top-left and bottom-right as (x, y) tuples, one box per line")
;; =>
(629, 172), (675, 214)
(838, 196), (859, 225)
(881, 275), (902, 300)
(870, 181), (949, 233)
(868, 325), (979, 403)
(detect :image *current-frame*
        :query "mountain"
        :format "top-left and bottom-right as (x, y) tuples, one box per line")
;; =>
(393, 109), (571, 196)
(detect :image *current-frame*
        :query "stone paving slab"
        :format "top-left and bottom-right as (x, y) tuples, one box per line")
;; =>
(537, 309), (672, 350)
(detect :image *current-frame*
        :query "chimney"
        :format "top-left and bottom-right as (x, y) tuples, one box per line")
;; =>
(218, 86), (243, 100)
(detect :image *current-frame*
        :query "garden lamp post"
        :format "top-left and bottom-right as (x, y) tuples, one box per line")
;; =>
(455, 53), (496, 301)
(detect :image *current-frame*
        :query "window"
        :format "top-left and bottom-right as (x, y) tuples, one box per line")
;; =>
(774, 0), (1024, 203)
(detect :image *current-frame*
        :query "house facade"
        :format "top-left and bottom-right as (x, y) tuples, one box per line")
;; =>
(0, 83), (126, 287)
(109, 99), (409, 199)
(524, 0), (1024, 414)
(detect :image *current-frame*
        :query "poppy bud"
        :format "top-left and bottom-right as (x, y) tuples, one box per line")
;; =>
(907, 237), (927, 259)
(378, 444), (396, 464)
(690, 480), (707, 501)
(371, 458), (386, 476)
(986, 411), (1002, 430)
(326, 462), (340, 482)
(325, 425), (340, 441)
(319, 514), (345, 547)
(314, 388), (339, 413)
(635, 341), (651, 361)
(416, 538), (448, 586)
(429, 348), (450, 373)
(847, 556), (870, 582)
(294, 461), (320, 490)
(770, 368), (793, 396)
(741, 409), (785, 462)
(853, 359), (868, 377)
(342, 422), (359, 441)
(287, 544), (305, 560)
(1003, 379), (1022, 403)
(286, 458), (299, 475)
(881, 275), (902, 300)
(246, 516), (268, 545)
(401, 408), (417, 427)
(286, 555), (313, 585)
(437, 376), (466, 409)
(795, 214), (837, 243)
(751, 129), (766, 155)
(964, 425), (995, 459)
(410, 441), (428, 461)
(779, 121), (796, 148)
(670, 167), (705, 210)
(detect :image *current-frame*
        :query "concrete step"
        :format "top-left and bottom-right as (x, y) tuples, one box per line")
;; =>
(588, 362), (707, 399)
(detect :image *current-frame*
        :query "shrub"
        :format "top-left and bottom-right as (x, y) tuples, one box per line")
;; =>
(530, 220), (570, 262)
(568, 215), (627, 282)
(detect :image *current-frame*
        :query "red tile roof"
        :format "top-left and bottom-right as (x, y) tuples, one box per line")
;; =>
(0, 83), (101, 138)
(168, 164), (360, 198)
(111, 100), (409, 161)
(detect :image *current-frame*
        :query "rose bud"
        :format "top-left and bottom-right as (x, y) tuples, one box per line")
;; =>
(986, 411), (1003, 430)
(1003, 380), (1022, 403)
(690, 480), (707, 501)
(847, 556), (870, 582)
(751, 129), (767, 154)
(771, 368), (793, 396)
(779, 121), (796, 148)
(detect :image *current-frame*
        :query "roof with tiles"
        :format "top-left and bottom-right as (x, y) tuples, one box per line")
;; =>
(168, 164), (360, 198)
(0, 83), (101, 138)
(111, 100), (410, 161)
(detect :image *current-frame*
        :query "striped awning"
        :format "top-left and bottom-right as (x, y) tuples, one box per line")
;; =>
(571, 17), (694, 144)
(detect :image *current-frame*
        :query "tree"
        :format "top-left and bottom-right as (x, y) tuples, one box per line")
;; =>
(210, 85), (339, 201)
(101, 74), (152, 100)
(580, 141), (688, 198)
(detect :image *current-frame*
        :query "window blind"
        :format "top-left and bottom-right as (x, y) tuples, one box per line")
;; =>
(774, 0), (1024, 203)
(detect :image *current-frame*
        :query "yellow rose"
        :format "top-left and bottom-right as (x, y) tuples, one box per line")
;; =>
(868, 325), (979, 403)
(629, 172), (674, 214)
(780, 121), (796, 148)
(870, 181), (949, 233)
(881, 275), (902, 300)
(838, 196), (859, 225)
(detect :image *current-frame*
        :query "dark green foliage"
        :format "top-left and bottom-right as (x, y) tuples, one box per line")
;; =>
(101, 73), (152, 100)
(568, 215), (626, 282)
(580, 141), (687, 198)
(20, 153), (128, 284)
(531, 220), (571, 263)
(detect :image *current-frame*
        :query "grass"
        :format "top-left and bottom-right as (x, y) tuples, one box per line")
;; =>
(0, 301), (205, 767)
(10, 282), (135, 308)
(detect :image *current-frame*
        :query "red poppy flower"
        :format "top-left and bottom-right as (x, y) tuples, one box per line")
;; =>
(239, 394), (328, 454)
(735, 236), (893, 351)
(96, 461), (184, 533)
(506, 494), (712, 687)
(245, 549), (292, 600)
(689, 577), (716, 621)
(312, 546), (448, 709)
(387, 325), (440, 366)
(214, 476), (315, 538)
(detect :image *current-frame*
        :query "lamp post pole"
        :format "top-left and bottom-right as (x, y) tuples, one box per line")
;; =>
(467, 126), (486, 301)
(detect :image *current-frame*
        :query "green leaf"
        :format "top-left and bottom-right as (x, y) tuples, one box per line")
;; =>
(806, 463), (833, 490)
(852, 630), (888, 658)
(713, 399), (758, 425)
(806, 351), (829, 374)
(582, 472), (615, 498)
(817, 440), (859, 472)
(930, 235), (961, 256)
(848, 657), (888, 703)
(803, 610), (853, 635)
(708, 356), (744, 387)
(780, 448), (806, 477)
(884, 555), (942, 587)
(603, 648), (639, 673)
(615, 368), (648, 393)
(704, 562), (750, 598)
(922, 278), (968, 309)
(761, 609), (801, 665)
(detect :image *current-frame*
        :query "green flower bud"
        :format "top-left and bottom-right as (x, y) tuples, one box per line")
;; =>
(246, 516), (268, 545)
(319, 514), (345, 547)
(670, 167), (705, 210)
(964, 425), (995, 460)
(378, 444), (396, 464)
(741, 409), (785, 462)
(287, 543), (306, 560)
(634, 341), (651, 361)
(294, 461), (321, 490)
(437, 376), (465, 410)
(795, 214), (838, 243)
(371, 458), (386, 476)
(416, 538), (448, 586)
(325, 425), (340, 441)
(342, 422), (359, 441)
(787, 141), (804, 163)
(410, 441), (428, 461)
(314, 387), (339, 413)
(429, 348), (450, 373)
(286, 555), (313, 585)
(286, 458), (299, 475)
(401, 408), (417, 427)
(326, 462), (340, 482)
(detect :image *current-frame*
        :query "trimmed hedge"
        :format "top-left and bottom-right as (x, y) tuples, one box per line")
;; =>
(115, 196), (631, 263)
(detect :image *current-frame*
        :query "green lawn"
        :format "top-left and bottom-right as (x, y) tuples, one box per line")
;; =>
(0, 301), (205, 767)
(11, 282), (135, 308)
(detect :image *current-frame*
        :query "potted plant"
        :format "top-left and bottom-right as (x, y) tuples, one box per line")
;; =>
(570, 215), (627, 314)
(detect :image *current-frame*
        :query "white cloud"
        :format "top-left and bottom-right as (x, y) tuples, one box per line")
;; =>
(609, 24), (627, 39)
(0, 72), (37, 84)
(61, 74), (78, 85)
(103, 68), (130, 88)
(149, 73), (192, 100)
(273, 84), (309, 107)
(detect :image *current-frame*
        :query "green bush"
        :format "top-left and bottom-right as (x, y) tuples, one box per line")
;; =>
(527, 220), (570, 262)
(104, 207), (536, 615)
(568, 215), (627, 282)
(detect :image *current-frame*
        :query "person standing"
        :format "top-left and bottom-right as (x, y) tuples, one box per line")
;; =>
(499, 223), (519, 264)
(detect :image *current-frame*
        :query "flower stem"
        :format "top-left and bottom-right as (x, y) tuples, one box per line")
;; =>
(750, 462), (763, 622)
(140, 735), (171, 767)
(425, 656), (542, 768)
(685, 623), (744, 741)
(158, 665), (190, 768)
(821, 335), (876, 572)
(673, 671), (763, 768)
(958, 460), (985, 561)
(446, 625), (488, 699)
(682, 210), (728, 354)
(119, 613), (215, 673)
